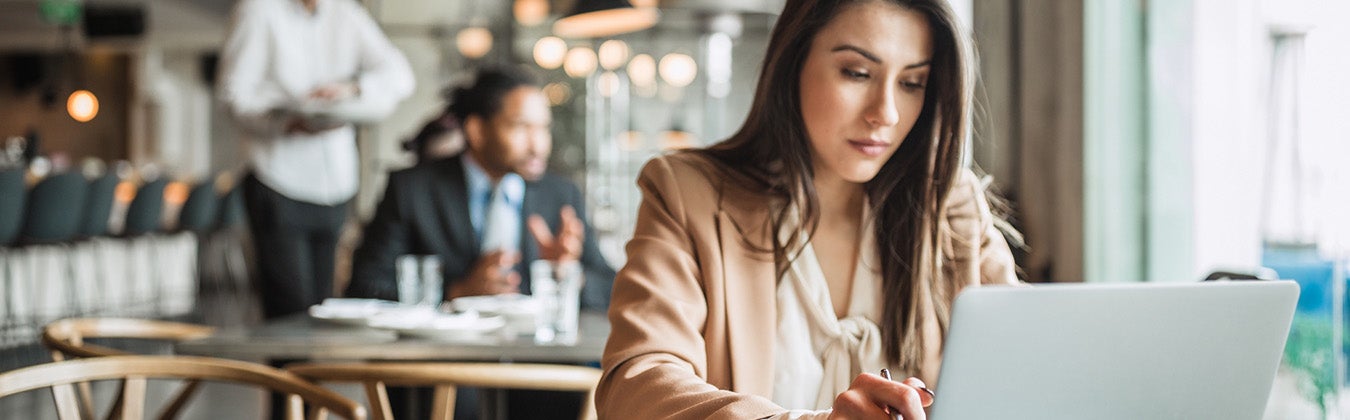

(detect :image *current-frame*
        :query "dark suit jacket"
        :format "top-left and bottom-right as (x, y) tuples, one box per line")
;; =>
(346, 154), (615, 310)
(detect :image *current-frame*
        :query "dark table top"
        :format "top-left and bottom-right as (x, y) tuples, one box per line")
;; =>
(175, 310), (610, 363)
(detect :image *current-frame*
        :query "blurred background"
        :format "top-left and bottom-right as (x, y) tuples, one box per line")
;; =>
(0, 0), (1347, 418)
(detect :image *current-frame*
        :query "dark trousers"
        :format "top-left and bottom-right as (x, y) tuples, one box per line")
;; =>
(245, 174), (349, 420)
(242, 173), (348, 319)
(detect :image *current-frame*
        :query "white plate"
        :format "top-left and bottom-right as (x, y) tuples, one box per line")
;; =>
(366, 310), (505, 340)
(307, 298), (401, 326)
(449, 294), (542, 316)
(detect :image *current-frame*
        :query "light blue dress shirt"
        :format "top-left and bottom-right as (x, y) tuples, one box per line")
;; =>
(462, 154), (525, 245)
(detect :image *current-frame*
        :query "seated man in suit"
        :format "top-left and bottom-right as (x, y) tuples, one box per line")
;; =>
(346, 66), (615, 420)
(347, 66), (614, 310)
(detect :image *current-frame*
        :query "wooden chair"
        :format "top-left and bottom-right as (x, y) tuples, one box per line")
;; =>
(41, 318), (216, 419)
(287, 362), (603, 420)
(0, 355), (366, 420)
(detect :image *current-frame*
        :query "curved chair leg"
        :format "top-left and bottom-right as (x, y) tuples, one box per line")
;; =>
(154, 379), (202, 420)
(362, 382), (394, 420)
(431, 385), (456, 420)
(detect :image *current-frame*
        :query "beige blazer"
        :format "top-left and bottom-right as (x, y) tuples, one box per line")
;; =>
(597, 153), (1019, 419)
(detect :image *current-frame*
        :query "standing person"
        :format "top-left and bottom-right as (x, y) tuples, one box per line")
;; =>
(597, 0), (1020, 419)
(218, 0), (414, 319)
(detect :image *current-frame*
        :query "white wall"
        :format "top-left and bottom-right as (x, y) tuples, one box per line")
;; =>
(1187, 0), (1267, 279)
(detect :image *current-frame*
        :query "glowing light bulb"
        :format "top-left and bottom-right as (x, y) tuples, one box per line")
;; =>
(659, 53), (697, 87)
(456, 27), (493, 59)
(563, 47), (597, 79)
(67, 90), (98, 122)
(543, 82), (572, 106)
(534, 37), (568, 69)
(598, 39), (630, 71)
(627, 54), (656, 88)
(513, 0), (549, 26)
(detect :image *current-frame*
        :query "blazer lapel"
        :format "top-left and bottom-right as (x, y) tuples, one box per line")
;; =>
(518, 184), (543, 289)
(717, 206), (777, 398)
(436, 157), (478, 255)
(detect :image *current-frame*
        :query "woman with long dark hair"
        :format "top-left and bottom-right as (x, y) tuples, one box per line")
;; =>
(597, 0), (1019, 418)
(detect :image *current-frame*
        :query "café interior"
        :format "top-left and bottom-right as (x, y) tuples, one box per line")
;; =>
(0, 0), (1348, 418)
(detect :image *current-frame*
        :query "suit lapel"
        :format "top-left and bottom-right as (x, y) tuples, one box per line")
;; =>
(518, 183), (543, 289)
(717, 205), (777, 398)
(436, 157), (478, 256)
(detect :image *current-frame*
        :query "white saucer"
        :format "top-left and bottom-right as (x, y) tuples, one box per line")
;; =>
(366, 310), (505, 340)
(308, 298), (401, 326)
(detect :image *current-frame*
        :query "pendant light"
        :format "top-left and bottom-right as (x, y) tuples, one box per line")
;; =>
(554, 0), (659, 39)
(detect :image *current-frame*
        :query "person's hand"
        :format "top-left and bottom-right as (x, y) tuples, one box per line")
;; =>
(284, 116), (344, 135)
(527, 205), (584, 262)
(448, 250), (521, 299)
(308, 81), (359, 102)
(828, 373), (934, 420)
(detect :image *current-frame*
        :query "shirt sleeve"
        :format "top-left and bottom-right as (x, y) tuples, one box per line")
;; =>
(216, 1), (292, 139)
(333, 2), (415, 123)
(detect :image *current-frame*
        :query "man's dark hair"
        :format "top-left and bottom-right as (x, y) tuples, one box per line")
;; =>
(445, 66), (541, 123)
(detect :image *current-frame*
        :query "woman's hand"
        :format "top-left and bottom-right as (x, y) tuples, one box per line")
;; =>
(828, 373), (934, 420)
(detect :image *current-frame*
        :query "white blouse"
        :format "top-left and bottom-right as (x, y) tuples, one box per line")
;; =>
(771, 208), (895, 418)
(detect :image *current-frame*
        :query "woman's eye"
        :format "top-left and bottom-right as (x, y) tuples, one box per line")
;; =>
(901, 80), (927, 90)
(841, 68), (869, 80)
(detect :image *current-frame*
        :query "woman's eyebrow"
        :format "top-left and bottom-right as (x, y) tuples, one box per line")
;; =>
(831, 44), (932, 69)
(831, 44), (882, 64)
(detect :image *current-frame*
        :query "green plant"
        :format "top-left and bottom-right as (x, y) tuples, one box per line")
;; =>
(1282, 315), (1348, 415)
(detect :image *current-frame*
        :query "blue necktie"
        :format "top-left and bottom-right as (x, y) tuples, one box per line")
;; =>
(480, 181), (520, 254)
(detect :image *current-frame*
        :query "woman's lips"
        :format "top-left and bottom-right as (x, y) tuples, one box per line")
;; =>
(848, 139), (890, 157)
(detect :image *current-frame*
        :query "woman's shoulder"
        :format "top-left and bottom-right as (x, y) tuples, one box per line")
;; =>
(638, 151), (774, 215)
(638, 151), (728, 194)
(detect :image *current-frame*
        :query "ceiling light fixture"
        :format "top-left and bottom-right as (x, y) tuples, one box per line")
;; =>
(554, 0), (659, 39)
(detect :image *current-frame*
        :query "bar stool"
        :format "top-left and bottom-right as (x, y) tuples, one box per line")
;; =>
(18, 172), (88, 333)
(0, 167), (26, 349)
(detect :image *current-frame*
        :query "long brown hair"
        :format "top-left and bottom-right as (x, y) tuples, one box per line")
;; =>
(695, 0), (974, 372)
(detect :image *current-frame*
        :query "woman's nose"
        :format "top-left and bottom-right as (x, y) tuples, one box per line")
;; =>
(865, 87), (902, 127)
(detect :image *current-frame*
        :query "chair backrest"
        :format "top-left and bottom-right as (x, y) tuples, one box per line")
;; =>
(122, 178), (167, 236)
(41, 318), (217, 419)
(176, 182), (219, 234)
(41, 318), (217, 360)
(0, 167), (26, 245)
(288, 362), (601, 420)
(21, 171), (89, 244)
(80, 173), (119, 238)
(0, 355), (367, 420)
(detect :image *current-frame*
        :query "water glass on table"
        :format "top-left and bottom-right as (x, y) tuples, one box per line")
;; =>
(530, 259), (582, 343)
(396, 254), (443, 307)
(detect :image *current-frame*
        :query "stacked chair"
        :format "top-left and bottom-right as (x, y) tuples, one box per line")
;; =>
(19, 171), (89, 331)
(0, 167), (26, 350)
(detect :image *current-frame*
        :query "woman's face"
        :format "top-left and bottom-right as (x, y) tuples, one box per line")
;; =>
(799, 1), (933, 184)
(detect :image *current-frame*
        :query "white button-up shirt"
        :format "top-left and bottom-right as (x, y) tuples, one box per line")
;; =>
(218, 0), (414, 205)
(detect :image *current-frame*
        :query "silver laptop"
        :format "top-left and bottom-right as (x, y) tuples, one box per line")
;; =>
(929, 281), (1299, 420)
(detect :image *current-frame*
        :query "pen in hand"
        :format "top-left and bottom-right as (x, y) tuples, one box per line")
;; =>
(880, 368), (936, 419)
